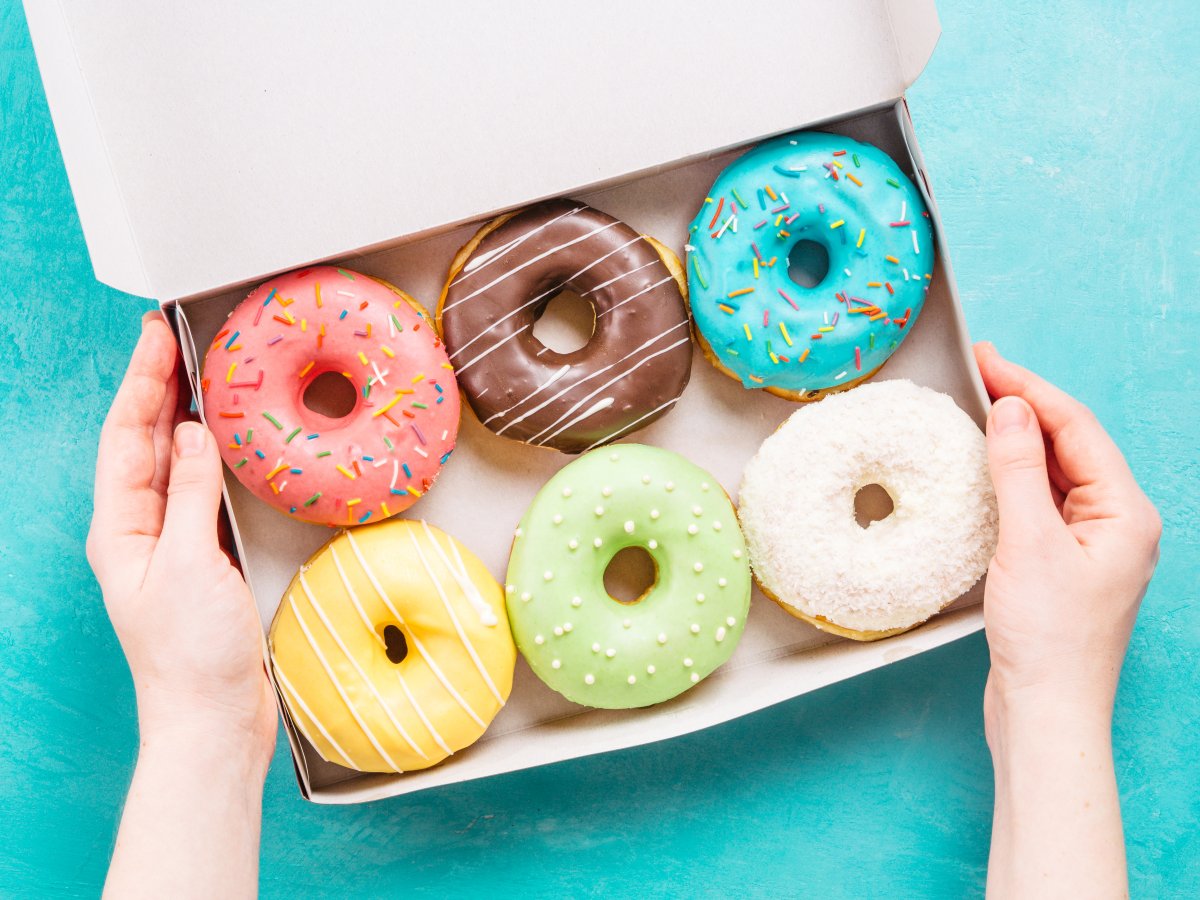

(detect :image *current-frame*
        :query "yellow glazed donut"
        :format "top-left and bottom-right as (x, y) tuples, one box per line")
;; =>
(268, 519), (516, 773)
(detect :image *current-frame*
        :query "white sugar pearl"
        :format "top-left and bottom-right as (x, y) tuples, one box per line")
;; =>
(552, 514), (563, 525)
(650, 509), (660, 520)
(693, 562), (704, 573)
(562, 487), (573, 498)
(592, 642), (601, 653)
(701, 482), (711, 492)
(683, 657), (694, 667)
(606, 648), (616, 658)
(585, 674), (595, 685)
(732, 549), (743, 559)
(534, 635), (545, 645)
(554, 626), (563, 637)
(593, 537), (603, 549)
(712, 521), (722, 532)
(687, 524), (698, 535)
(717, 578), (727, 588)
(505, 584), (514, 594)
(624, 520), (635, 534)
(665, 481), (675, 492)
(646, 665), (656, 675)
(716, 627), (727, 642)
(726, 616), (736, 627)
(520, 591), (532, 602)
(627, 675), (637, 685)
(696, 593), (706, 603)
(690, 672), (700, 683)
(514, 527), (523, 538)
(568, 538), (579, 550)
(657, 633), (668, 645)
(692, 505), (702, 517)
(563, 623), (573, 633)
(690, 623), (701, 634)
(623, 618), (632, 629)
(544, 570), (554, 581)
(594, 505), (605, 517)
(642, 474), (651, 484)
(552, 659), (562, 669)
(602, 486), (613, 497)
(609, 452), (620, 461)
(571, 597), (583, 608)
(648, 539), (659, 550)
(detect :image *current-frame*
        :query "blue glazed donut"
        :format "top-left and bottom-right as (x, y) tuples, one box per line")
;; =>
(685, 131), (934, 400)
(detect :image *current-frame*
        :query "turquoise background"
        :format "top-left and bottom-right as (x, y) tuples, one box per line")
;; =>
(1, 0), (1197, 896)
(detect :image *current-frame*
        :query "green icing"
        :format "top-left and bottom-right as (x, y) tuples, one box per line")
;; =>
(505, 444), (751, 709)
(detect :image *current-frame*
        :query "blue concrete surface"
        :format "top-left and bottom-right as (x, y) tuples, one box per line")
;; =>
(1, 1), (1197, 896)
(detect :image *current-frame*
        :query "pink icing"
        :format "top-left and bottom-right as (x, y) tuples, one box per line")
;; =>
(201, 266), (460, 527)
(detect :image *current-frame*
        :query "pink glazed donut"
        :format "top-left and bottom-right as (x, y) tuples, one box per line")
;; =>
(201, 266), (460, 527)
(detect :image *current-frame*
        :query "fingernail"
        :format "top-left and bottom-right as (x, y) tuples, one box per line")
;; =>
(174, 421), (207, 457)
(142, 309), (162, 326)
(978, 340), (996, 355)
(991, 396), (1030, 435)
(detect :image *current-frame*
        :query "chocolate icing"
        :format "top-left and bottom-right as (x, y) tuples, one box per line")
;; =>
(439, 200), (693, 454)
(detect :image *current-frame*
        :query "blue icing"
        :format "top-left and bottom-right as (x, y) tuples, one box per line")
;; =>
(685, 131), (934, 395)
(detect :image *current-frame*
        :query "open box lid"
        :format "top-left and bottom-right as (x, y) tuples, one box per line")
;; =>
(25, 0), (939, 302)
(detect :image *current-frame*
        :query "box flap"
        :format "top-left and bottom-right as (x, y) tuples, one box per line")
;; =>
(26, 0), (939, 301)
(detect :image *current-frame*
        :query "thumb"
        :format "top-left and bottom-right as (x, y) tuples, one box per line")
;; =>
(986, 396), (1059, 548)
(160, 421), (223, 556)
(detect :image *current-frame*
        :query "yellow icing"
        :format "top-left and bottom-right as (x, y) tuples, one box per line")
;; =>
(268, 519), (515, 773)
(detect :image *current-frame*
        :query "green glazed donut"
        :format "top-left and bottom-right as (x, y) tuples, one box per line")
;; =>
(505, 444), (751, 708)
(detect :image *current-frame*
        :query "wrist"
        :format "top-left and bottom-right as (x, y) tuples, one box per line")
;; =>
(136, 691), (276, 779)
(984, 672), (1113, 760)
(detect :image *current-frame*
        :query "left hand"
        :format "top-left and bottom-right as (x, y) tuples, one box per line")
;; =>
(87, 312), (276, 762)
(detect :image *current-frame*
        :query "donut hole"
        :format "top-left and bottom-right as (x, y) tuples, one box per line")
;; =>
(381, 624), (409, 664)
(302, 371), (357, 419)
(603, 546), (658, 605)
(532, 289), (596, 354)
(787, 239), (831, 289)
(854, 483), (895, 528)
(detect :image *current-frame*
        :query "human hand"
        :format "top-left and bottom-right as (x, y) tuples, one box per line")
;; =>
(974, 341), (1160, 717)
(87, 312), (276, 764)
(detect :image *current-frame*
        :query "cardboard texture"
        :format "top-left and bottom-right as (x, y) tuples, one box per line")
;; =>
(27, 1), (991, 804)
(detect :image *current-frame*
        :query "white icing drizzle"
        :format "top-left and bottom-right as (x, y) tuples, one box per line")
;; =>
(496, 320), (688, 436)
(454, 205), (583, 280)
(441, 220), (620, 312)
(421, 520), (500, 627)
(580, 396), (681, 452)
(482, 364), (571, 425)
(344, 531), (486, 728)
(286, 592), (403, 772)
(455, 324), (531, 373)
(534, 398), (616, 445)
(447, 236), (642, 360)
(273, 664), (358, 770)
(394, 669), (452, 755)
(579, 259), (657, 297)
(593, 276), (675, 319)
(298, 574), (428, 760)
(527, 330), (691, 444)
(406, 526), (504, 704)
(330, 544), (385, 648)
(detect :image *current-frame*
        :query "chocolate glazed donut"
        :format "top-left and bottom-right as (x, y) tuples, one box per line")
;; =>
(437, 199), (693, 454)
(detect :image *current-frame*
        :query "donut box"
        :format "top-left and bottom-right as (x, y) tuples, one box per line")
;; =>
(29, 0), (987, 802)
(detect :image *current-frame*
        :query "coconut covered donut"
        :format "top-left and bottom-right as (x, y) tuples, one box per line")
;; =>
(738, 380), (997, 640)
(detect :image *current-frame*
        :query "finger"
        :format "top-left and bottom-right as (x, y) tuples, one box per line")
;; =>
(986, 395), (1062, 550)
(158, 421), (224, 559)
(89, 315), (179, 578)
(973, 342), (1140, 498)
(150, 320), (181, 497)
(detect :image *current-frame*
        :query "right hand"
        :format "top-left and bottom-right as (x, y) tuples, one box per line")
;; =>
(974, 341), (1160, 719)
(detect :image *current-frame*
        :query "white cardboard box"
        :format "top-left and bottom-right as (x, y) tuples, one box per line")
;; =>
(27, 0), (989, 803)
